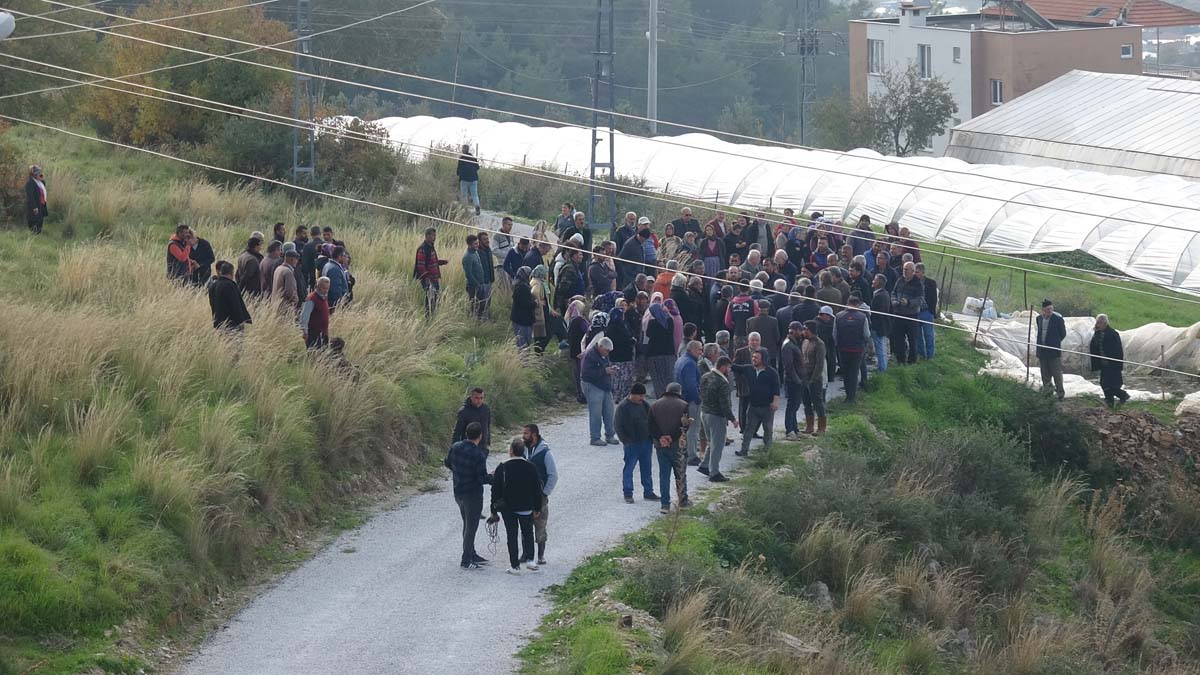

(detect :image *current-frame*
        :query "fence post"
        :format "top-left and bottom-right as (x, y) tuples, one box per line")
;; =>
(1023, 270), (1028, 313)
(1162, 345), (1168, 402)
(1026, 305), (1034, 385)
(973, 276), (992, 348)
(946, 257), (958, 308)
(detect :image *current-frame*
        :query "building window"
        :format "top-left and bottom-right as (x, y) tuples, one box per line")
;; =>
(918, 44), (932, 78)
(990, 78), (1004, 105)
(1121, 43), (1134, 59)
(868, 39), (884, 74)
(953, 46), (961, 63)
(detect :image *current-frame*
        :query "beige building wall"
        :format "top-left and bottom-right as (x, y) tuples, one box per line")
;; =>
(849, 21), (869, 102)
(971, 25), (1142, 116)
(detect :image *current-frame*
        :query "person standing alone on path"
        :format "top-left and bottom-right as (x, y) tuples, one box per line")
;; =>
(489, 438), (543, 575)
(699, 356), (736, 481)
(414, 227), (448, 316)
(1090, 314), (1130, 408)
(650, 382), (692, 514)
(452, 387), (491, 452)
(1035, 299), (1067, 401)
(457, 143), (481, 215)
(25, 165), (47, 234)
(615, 383), (658, 504)
(445, 422), (490, 570)
(523, 424), (557, 567)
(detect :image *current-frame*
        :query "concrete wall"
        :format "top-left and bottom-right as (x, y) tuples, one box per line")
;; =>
(849, 20), (869, 102)
(971, 26), (1143, 116)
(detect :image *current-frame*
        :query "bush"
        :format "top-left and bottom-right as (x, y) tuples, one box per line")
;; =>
(995, 385), (1103, 478)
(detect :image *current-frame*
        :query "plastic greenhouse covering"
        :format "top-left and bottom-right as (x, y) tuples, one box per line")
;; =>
(370, 115), (1200, 296)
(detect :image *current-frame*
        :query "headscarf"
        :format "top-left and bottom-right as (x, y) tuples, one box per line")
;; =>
(641, 293), (670, 339)
(609, 306), (625, 325)
(589, 311), (609, 330)
(531, 264), (548, 280)
(566, 299), (586, 322)
(663, 298), (685, 348)
(516, 266), (532, 284)
(592, 290), (621, 314)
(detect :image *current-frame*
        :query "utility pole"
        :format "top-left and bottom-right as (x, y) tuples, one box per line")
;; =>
(647, 0), (659, 134)
(590, 0), (617, 229)
(796, 0), (821, 145)
(292, 0), (316, 183)
(451, 30), (462, 116)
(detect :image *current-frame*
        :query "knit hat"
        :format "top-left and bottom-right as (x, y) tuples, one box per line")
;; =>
(819, 306), (834, 317)
(665, 382), (682, 395)
(789, 321), (803, 332)
(631, 383), (647, 395)
(282, 241), (297, 254)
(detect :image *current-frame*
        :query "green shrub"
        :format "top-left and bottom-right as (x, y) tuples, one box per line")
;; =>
(995, 385), (1102, 478)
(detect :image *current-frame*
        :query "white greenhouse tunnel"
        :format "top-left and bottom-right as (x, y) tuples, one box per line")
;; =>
(367, 115), (1200, 297)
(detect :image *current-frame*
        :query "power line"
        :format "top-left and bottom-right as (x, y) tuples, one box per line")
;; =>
(612, 53), (782, 91)
(4, 0), (279, 42)
(12, 0), (112, 22)
(464, 43), (589, 83)
(25, 0), (1200, 223)
(8, 53), (1197, 305)
(1, 110), (1191, 379)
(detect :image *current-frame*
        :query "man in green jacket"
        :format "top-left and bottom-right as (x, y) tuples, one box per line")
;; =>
(699, 357), (737, 482)
(463, 234), (486, 319)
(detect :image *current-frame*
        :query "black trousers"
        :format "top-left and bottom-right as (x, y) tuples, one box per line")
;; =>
(455, 490), (483, 566)
(501, 511), (535, 569)
(840, 351), (863, 403)
(892, 317), (919, 365)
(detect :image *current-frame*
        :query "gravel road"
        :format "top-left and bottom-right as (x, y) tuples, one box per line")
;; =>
(178, 386), (833, 675)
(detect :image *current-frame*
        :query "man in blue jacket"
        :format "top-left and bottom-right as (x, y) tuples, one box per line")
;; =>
(1035, 299), (1068, 401)
(443, 422), (490, 570)
(673, 341), (703, 465)
(321, 246), (350, 309)
(463, 234), (485, 319)
(581, 337), (619, 446)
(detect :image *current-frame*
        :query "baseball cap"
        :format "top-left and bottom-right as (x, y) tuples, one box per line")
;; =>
(637, 216), (651, 225)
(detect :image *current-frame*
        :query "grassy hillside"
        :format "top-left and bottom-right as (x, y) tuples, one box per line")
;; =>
(0, 125), (567, 674)
(521, 334), (1200, 675)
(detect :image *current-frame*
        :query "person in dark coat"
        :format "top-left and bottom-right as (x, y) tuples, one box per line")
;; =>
(1089, 314), (1129, 408)
(1035, 299), (1067, 401)
(444, 422), (490, 570)
(614, 383), (657, 502)
(208, 260), (252, 331)
(301, 225), (323, 287)
(510, 267), (538, 350)
(617, 229), (649, 290)
(488, 437), (544, 574)
(236, 237), (264, 297)
(25, 165), (47, 234)
(869, 275), (893, 373)
(457, 144), (481, 215)
(452, 388), (492, 451)
(189, 230), (215, 287)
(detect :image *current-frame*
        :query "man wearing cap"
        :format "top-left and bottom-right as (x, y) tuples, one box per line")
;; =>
(1036, 299), (1067, 401)
(834, 296), (871, 404)
(273, 247), (301, 309)
(25, 165), (47, 234)
(732, 347), (780, 457)
(650, 382), (692, 513)
(617, 226), (649, 289)
(615, 383), (658, 503)
(699, 356), (737, 480)
(639, 217), (659, 271)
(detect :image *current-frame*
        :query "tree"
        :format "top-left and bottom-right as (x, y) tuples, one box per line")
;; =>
(812, 94), (875, 151)
(869, 64), (957, 156)
(716, 98), (765, 140)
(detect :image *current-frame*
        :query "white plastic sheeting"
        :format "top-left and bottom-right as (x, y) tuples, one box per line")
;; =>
(371, 115), (1200, 296)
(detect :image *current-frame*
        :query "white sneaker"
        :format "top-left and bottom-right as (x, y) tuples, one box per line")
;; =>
(525, 562), (540, 572)
(506, 567), (522, 575)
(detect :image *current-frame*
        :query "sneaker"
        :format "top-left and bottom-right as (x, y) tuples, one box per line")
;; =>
(461, 562), (484, 570)
(606, 437), (620, 445)
(697, 466), (710, 475)
(660, 506), (671, 514)
(589, 439), (607, 447)
(709, 473), (729, 482)
(506, 567), (522, 575)
(472, 555), (489, 565)
(624, 496), (635, 504)
(537, 558), (547, 566)
(525, 562), (540, 571)
(784, 431), (798, 441)
(644, 493), (660, 501)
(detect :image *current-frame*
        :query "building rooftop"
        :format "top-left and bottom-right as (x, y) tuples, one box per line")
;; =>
(984, 0), (1200, 25)
(855, 10), (1120, 29)
(945, 70), (1200, 180)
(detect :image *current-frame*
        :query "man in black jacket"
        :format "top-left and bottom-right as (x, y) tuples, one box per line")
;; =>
(489, 438), (543, 574)
(869, 275), (893, 373)
(208, 260), (252, 331)
(617, 229), (649, 289)
(457, 144), (481, 215)
(444, 422), (490, 570)
(301, 226), (323, 288)
(452, 388), (491, 451)
(25, 165), (47, 234)
(1035, 299), (1067, 401)
(1089, 314), (1129, 408)
(189, 230), (215, 287)
(891, 262), (924, 365)
(615, 383), (657, 503)
(670, 207), (701, 239)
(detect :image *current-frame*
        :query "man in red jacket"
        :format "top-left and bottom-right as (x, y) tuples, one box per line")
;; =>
(299, 277), (331, 349)
(413, 227), (449, 316)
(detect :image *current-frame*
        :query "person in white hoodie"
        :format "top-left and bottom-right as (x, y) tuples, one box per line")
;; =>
(523, 424), (558, 566)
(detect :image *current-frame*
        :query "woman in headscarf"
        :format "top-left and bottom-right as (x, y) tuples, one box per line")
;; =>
(566, 299), (590, 403)
(531, 265), (553, 353)
(583, 310), (609, 354)
(642, 293), (676, 398)
(510, 266), (537, 350)
(658, 221), (682, 264)
(606, 305), (637, 403)
(680, 231), (698, 260)
(663, 297), (685, 352)
(700, 223), (726, 278)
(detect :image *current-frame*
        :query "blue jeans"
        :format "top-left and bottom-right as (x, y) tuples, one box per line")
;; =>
(916, 310), (935, 358)
(582, 381), (615, 442)
(459, 180), (479, 208)
(622, 441), (655, 498)
(656, 444), (687, 507)
(871, 333), (889, 372)
(513, 323), (533, 350)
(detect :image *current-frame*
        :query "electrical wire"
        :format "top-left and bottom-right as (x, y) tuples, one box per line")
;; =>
(20, 0), (1200, 223)
(4, 0), (279, 42)
(1, 110), (1191, 378)
(11, 0), (111, 22)
(5, 51), (1199, 305)
(464, 43), (589, 83)
(611, 53), (782, 91)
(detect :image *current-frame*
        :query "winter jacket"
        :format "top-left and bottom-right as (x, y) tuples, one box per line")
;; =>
(413, 241), (444, 283)
(273, 262), (299, 306)
(614, 397), (652, 445)
(1089, 327), (1124, 373)
(1035, 311), (1067, 361)
(699, 369), (735, 420)
(236, 249), (263, 296)
(462, 248), (485, 288)
(645, 317), (676, 357)
(456, 152), (480, 182)
(301, 239), (323, 287)
(478, 247), (495, 284)
(617, 236), (646, 289)
(588, 260), (615, 296)
(649, 393), (690, 448)
(511, 280), (537, 326)
(208, 276), (252, 330)
(444, 439), (489, 496)
(673, 352), (702, 404)
(729, 363), (780, 407)
(833, 309), (870, 353)
(490, 457), (541, 514)
(581, 347), (613, 390)
(746, 315), (781, 363)
(526, 440), (557, 496)
(870, 288), (893, 337)
(893, 276), (925, 317)
(452, 397), (491, 449)
(190, 238), (215, 286)
(606, 314), (636, 363)
(322, 261), (349, 307)
(725, 295), (755, 337)
(166, 235), (192, 280)
(503, 248), (526, 281)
